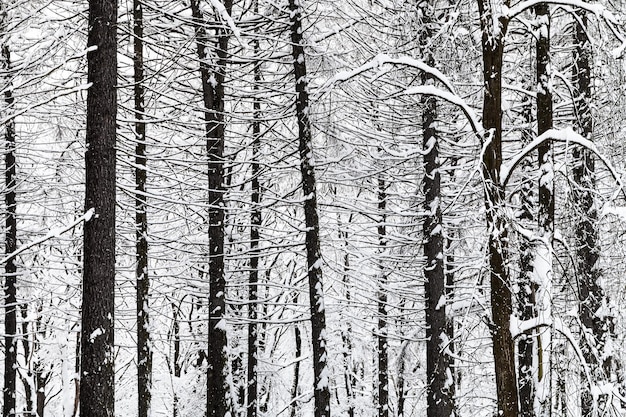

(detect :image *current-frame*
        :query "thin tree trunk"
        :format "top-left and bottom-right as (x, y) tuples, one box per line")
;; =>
(475, 0), (517, 415)
(133, 1), (152, 416)
(189, 1), (231, 415)
(287, 1), (331, 416)
(517, 94), (536, 417)
(534, 5), (554, 415)
(20, 305), (34, 417)
(1, 12), (17, 416)
(247, 5), (261, 414)
(338, 218), (356, 417)
(377, 175), (388, 417)
(289, 294), (302, 417)
(81, 0), (117, 416)
(35, 309), (49, 417)
(172, 302), (181, 417)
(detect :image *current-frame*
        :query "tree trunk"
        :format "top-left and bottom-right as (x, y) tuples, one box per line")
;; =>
(376, 175), (388, 417)
(189, 1), (231, 415)
(337, 217), (356, 417)
(81, 0), (117, 416)
(172, 302), (181, 417)
(20, 305), (34, 417)
(35, 309), (49, 417)
(289, 294), (302, 417)
(534, 5), (554, 415)
(2, 22), (17, 417)
(475, 0), (518, 415)
(287, 1), (331, 417)
(247, 6), (261, 414)
(420, 8), (455, 414)
(572, 9), (609, 416)
(133, 1), (152, 416)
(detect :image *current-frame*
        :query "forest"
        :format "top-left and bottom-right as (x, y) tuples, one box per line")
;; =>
(2, 0), (626, 416)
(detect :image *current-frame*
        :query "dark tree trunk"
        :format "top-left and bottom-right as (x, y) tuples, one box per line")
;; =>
(172, 302), (181, 417)
(19, 305), (34, 417)
(289, 294), (302, 417)
(34, 308), (49, 417)
(337, 216), (356, 417)
(133, 1), (152, 416)
(517, 95), (536, 417)
(421, 14), (455, 415)
(81, 0), (117, 416)
(2, 28), (17, 417)
(189, 1), (231, 415)
(376, 175), (388, 417)
(476, 0), (518, 415)
(572, 9), (609, 416)
(535, 4), (554, 415)
(247, 7), (261, 414)
(287, 1), (331, 417)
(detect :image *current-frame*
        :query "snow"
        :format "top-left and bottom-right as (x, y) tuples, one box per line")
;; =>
(89, 328), (104, 343)
(215, 319), (227, 331)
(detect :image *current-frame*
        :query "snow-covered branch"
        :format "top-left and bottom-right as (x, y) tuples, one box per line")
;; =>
(321, 53), (457, 93)
(507, 0), (626, 57)
(501, 127), (625, 200)
(507, 0), (617, 22)
(207, 0), (245, 46)
(0, 209), (95, 266)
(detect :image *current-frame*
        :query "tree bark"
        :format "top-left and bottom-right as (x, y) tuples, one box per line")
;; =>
(172, 302), (181, 417)
(81, 0), (117, 416)
(247, 11), (261, 414)
(534, 5), (554, 415)
(517, 94), (537, 417)
(475, 0), (518, 415)
(189, 1), (231, 415)
(19, 305), (34, 417)
(1, 13), (17, 417)
(289, 294), (302, 417)
(287, 1), (331, 416)
(376, 175), (388, 417)
(572, 9), (610, 416)
(133, 1), (152, 416)
(422, 41), (455, 417)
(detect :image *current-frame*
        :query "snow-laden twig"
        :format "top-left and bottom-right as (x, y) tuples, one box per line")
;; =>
(321, 53), (456, 93)
(0, 208), (95, 266)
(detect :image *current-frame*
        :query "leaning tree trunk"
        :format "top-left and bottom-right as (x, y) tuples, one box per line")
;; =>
(288, 1), (331, 416)
(1, 10), (17, 417)
(475, 0), (518, 415)
(421, 6), (455, 416)
(189, 1), (231, 415)
(133, 0), (152, 416)
(81, 0), (117, 416)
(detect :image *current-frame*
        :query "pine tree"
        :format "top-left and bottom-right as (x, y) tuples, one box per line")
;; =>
(80, 0), (117, 416)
